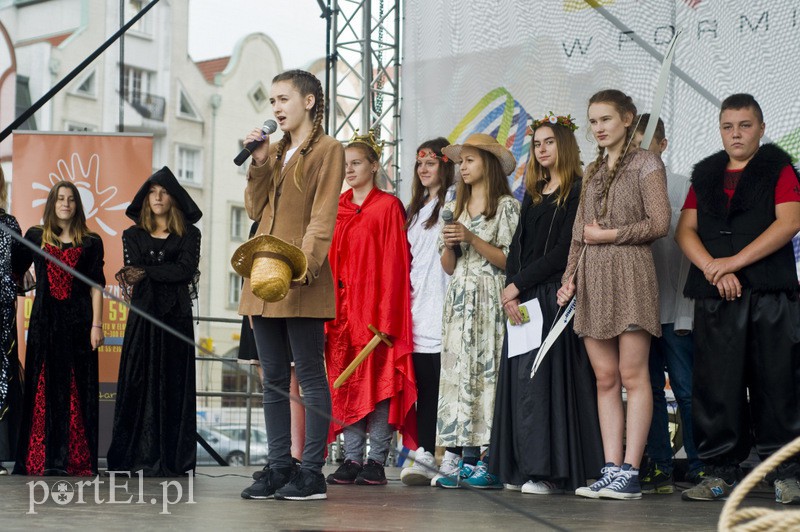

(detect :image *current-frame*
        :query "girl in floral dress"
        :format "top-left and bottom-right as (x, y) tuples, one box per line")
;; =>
(434, 133), (519, 489)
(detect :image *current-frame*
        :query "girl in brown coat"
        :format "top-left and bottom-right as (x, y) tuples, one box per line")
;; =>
(238, 70), (345, 501)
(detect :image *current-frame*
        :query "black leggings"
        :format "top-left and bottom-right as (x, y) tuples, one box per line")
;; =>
(412, 352), (440, 451)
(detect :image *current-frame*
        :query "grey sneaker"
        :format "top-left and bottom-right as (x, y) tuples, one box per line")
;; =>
(774, 478), (800, 505)
(575, 463), (620, 499)
(681, 476), (735, 501)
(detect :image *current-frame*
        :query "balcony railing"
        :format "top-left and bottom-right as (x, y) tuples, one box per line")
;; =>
(121, 90), (166, 121)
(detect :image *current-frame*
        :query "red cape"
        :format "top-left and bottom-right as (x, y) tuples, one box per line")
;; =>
(326, 187), (417, 448)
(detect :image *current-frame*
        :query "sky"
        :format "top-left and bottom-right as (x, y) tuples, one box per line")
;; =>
(188, 0), (327, 69)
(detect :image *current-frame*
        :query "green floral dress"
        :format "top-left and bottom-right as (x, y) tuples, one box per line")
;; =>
(436, 195), (520, 447)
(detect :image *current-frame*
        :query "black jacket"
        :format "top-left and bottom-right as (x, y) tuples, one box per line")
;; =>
(684, 143), (799, 298)
(506, 179), (581, 294)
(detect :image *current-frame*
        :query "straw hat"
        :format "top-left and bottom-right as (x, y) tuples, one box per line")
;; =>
(442, 133), (517, 176)
(231, 235), (308, 303)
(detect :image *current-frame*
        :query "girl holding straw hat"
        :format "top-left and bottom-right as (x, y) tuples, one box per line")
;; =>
(324, 130), (416, 486)
(433, 133), (520, 489)
(559, 89), (670, 500)
(237, 69), (344, 502)
(107, 166), (202, 477)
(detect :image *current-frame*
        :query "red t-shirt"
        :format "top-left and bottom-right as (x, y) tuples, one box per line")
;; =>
(682, 165), (800, 209)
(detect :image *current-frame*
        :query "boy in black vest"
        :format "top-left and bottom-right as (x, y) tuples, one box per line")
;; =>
(676, 93), (800, 503)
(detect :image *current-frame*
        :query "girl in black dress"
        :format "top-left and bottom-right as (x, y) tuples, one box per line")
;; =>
(14, 181), (105, 475)
(0, 166), (24, 474)
(106, 167), (201, 476)
(489, 114), (603, 493)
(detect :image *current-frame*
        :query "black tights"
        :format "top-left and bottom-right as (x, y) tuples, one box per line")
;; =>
(412, 353), (440, 452)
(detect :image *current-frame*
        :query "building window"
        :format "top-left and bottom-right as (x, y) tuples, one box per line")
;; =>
(75, 71), (96, 97)
(126, 0), (153, 35)
(15, 77), (36, 131)
(230, 206), (246, 241)
(178, 88), (200, 120)
(228, 273), (242, 307)
(249, 83), (268, 111)
(176, 146), (202, 185)
(65, 122), (97, 132)
(122, 66), (152, 104)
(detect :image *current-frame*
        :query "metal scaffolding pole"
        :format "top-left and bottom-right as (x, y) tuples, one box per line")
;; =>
(330, 0), (402, 192)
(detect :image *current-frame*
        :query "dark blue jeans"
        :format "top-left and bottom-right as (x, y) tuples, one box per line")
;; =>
(252, 317), (331, 474)
(647, 323), (702, 474)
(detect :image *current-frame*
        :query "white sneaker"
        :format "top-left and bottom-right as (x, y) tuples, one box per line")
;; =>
(400, 447), (437, 486)
(504, 483), (522, 491)
(430, 450), (461, 487)
(521, 480), (564, 495)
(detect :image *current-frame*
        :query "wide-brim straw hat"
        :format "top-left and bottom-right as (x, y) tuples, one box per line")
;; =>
(231, 235), (308, 303)
(442, 133), (517, 176)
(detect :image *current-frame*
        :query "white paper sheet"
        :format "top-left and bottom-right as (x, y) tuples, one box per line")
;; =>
(506, 297), (544, 358)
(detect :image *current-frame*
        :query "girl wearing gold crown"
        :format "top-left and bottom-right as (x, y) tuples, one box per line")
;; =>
(489, 114), (603, 495)
(238, 69), (344, 501)
(324, 130), (416, 486)
(432, 134), (519, 489)
(559, 89), (670, 500)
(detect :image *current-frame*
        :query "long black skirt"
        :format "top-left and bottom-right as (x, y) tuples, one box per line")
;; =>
(106, 313), (196, 476)
(489, 282), (603, 490)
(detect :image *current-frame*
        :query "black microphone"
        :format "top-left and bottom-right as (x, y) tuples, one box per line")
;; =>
(441, 209), (462, 258)
(234, 120), (278, 166)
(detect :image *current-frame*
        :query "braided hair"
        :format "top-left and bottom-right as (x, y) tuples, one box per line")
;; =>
(270, 70), (326, 191)
(585, 89), (637, 216)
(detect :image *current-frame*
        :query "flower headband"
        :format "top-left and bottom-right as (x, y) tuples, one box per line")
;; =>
(527, 112), (579, 135)
(417, 149), (449, 163)
(348, 128), (384, 159)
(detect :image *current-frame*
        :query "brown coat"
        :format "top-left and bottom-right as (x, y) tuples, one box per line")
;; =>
(238, 134), (345, 319)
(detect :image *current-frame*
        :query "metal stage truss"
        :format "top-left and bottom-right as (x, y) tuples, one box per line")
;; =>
(329, 0), (402, 192)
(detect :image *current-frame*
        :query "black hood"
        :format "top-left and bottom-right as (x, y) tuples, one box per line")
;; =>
(125, 166), (203, 224)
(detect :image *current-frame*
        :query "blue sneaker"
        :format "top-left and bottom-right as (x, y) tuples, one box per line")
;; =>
(435, 461), (475, 489)
(461, 461), (503, 490)
(598, 463), (642, 500)
(575, 463), (620, 499)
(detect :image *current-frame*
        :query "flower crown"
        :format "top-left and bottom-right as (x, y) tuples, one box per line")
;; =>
(417, 149), (449, 163)
(347, 128), (384, 159)
(528, 112), (579, 134)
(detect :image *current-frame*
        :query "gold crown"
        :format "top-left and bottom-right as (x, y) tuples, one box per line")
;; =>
(347, 128), (384, 159)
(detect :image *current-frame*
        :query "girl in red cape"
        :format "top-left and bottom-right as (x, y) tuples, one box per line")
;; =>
(325, 130), (416, 486)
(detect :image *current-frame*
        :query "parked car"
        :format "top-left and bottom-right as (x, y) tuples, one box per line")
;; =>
(196, 426), (268, 466)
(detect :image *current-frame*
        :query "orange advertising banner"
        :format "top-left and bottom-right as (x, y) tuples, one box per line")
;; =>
(12, 132), (153, 383)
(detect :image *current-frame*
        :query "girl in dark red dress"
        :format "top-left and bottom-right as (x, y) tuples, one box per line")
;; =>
(14, 181), (105, 476)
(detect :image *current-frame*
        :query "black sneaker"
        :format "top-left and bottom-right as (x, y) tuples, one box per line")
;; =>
(641, 463), (674, 494)
(355, 459), (387, 485)
(241, 463), (295, 499)
(326, 459), (362, 485)
(275, 468), (328, 501)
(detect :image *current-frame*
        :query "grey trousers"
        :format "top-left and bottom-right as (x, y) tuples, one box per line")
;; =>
(252, 317), (331, 474)
(343, 399), (393, 464)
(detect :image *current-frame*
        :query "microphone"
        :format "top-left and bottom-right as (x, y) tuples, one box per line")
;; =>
(234, 120), (278, 166)
(441, 209), (462, 258)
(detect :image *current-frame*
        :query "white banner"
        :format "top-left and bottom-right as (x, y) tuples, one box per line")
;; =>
(401, 0), (800, 200)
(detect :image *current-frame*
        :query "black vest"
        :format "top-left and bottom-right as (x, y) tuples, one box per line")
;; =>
(684, 143), (800, 299)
